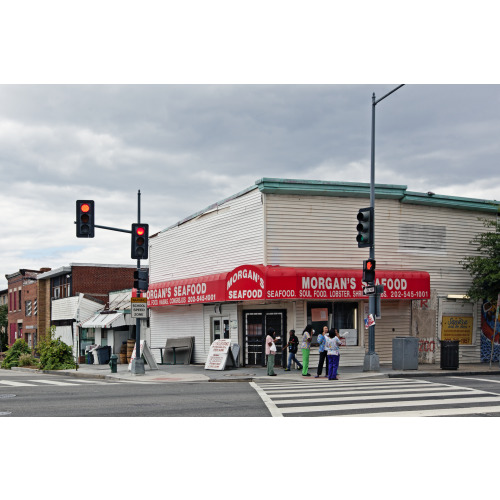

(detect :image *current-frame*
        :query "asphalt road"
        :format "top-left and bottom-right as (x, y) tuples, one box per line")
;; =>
(0, 370), (270, 417)
(3, 371), (500, 417)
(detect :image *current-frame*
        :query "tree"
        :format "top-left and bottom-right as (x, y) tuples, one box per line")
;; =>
(462, 218), (500, 303)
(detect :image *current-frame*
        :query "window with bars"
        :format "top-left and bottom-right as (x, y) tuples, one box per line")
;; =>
(25, 300), (32, 316)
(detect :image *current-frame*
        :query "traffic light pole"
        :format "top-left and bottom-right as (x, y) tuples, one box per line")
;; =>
(363, 85), (404, 372)
(131, 189), (146, 376)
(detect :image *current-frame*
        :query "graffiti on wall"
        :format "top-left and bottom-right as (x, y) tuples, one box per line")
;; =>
(480, 299), (500, 362)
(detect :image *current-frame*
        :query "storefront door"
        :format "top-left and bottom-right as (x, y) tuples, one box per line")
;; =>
(243, 310), (286, 367)
(213, 317), (230, 341)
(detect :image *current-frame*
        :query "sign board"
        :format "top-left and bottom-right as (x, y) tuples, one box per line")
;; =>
(131, 297), (148, 318)
(363, 286), (376, 295)
(441, 315), (473, 344)
(205, 339), (236, 371)
(128, 340), (159, 370)
(340, 329), (358, 346)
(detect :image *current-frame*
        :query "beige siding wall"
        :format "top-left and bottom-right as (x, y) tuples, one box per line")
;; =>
(150, 187), (264, 283)
(264, 193), (495, 363)
(150, 304), (205, 363)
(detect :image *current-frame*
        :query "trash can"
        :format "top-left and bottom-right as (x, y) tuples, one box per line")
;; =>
(96, 346), (111, 365)
(440, 340), (459, 370)
(87, 352), (94, 364)
(392, 337), (419, 370)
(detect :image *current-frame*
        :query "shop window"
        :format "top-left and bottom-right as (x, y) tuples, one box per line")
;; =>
(307, 302), (359, 345)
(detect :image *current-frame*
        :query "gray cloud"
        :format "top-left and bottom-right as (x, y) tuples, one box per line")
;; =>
(1, 84), (499, 288)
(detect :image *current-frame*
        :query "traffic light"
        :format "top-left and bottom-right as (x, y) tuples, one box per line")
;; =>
(356, 207), (374, 248)
(134, 269), (149, 291)
(363, 259), (376, 283)
(131, 223), (149, 259)
(76, 200), (95, 238)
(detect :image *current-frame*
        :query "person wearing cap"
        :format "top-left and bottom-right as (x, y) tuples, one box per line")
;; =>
(301, 324), (313, 377)
(266, 327), (278, 376)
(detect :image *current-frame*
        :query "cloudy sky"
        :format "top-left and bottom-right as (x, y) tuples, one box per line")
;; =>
(1, 2), (499, 290)
(1, 83), (499, 289)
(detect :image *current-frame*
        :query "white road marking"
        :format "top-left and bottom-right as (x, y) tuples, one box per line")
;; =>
(249, 381), (283, 417)
(27, 379), (81, 386)
(342, 406), (500, 417)
(280, 396), (500, 414)
(0, 380), (38, 387)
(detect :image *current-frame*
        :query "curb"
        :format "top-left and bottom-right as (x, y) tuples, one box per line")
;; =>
(389, 370), (500, 378)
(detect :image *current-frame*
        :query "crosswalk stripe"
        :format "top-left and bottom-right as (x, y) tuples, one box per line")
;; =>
(339, 405), (500, 417)
(270, 386), (466, 398)
(257, 380), (430, 391)
(450, 376), (500, 385)
(0, 380), (38, 387)
(27, 379), (81, 386)
(279, 396), (500, 414)
(275, 389), (482, 405)
(61, 379), (117, 385)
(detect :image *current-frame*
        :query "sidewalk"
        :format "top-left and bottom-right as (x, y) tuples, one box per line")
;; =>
(12, 360), (500, 383)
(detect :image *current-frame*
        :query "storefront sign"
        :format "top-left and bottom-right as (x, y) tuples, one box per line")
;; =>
(148, 266), (431, 307)
(204, 339), (234, 370)
(147, 274), (226, 307)
(441, 315), (473, 344)
(226, 265), (266, 300)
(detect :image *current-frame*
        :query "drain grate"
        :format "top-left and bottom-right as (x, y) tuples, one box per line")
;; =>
(0, 394), (16, 399)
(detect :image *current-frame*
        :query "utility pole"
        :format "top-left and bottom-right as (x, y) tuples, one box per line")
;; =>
(363, 85), (405, 372)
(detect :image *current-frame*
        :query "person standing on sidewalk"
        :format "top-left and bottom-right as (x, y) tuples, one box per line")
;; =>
(301, 324), (313, 377)
(284, 329), (303, 371)
(266, 327), (278, 376)
(315, 325), (329, 378)
(326, 328), (342, 380)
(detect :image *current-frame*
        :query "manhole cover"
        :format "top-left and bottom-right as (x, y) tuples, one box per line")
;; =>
(0, 412), (12, 416)
(0, 394), (16, 399)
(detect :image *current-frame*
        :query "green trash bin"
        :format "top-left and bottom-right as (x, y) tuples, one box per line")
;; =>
(440, 340), (459, 370)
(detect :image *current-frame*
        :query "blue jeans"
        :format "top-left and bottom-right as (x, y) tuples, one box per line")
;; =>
(327, 354), (340, 379)
(287, 352), (303, 370)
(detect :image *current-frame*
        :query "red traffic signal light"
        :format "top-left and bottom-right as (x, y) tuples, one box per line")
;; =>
(76, 200), (95, 238)
(131, 223), (149, 259)
(363, 259), (376, 283)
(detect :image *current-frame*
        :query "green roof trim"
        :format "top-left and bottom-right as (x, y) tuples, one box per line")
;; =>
(255, 178), (406, 199)
(401, 191), (499, 213)
(255, 178), (499, 213)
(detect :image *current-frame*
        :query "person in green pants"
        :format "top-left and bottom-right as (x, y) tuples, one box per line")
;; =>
(301, 324), (313, 376)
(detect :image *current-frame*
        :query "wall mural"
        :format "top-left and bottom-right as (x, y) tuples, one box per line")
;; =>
(481, 300), (500, 362)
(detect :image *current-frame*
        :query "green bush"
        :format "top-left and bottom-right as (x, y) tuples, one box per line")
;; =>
(18, 353), (40, 368)
(37, 327), (76, 370)
(1, 339), (32, 369)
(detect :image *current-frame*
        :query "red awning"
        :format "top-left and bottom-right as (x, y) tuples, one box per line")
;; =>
(147, 265), (430, 307)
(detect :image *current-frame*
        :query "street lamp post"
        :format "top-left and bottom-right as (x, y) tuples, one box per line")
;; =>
(363, 84), (405, 372)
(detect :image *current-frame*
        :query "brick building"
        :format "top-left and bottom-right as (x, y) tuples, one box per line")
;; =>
(5, 268), (51, 347)
(37, 263), (138, 338)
